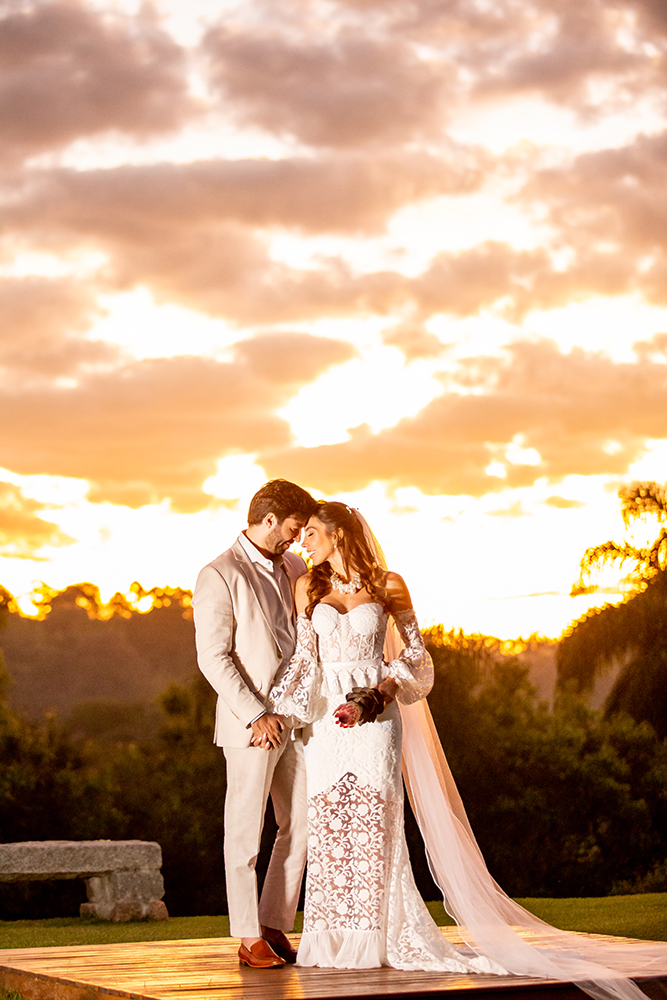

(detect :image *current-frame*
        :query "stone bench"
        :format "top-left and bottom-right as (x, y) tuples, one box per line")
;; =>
(0, 840), (168, 922)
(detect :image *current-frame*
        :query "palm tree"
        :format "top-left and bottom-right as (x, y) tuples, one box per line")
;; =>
(557, 482), (667, 738)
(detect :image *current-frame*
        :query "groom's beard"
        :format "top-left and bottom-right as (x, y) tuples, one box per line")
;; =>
(265, 524), (293, 554)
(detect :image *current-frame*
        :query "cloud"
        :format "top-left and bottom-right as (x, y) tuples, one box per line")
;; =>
(524, 130), (667, 305)
(234, 332), (356, 384)
(1, 160), (617, 324)
(236, 0), (666, 126)
(613, 0), (667, 35)
(634, 332), (667, 361)
(470, 3), (650, 109)
(261, 339), (667, 496)
(0, 0), (196, 166)
(1, 155), (657, 328)
(1, 150), (481, 238)
(203, 25), (451, 148)
(381, 323), (446, 361)
(0, 276), (114, 380)
(0, 333), (356, 510)
(0, 154), (487, 321)
(544, 496), (586, 509)
(527, 131), (667, 251)
(366, 242), (630, 322)
(0, 480), (73, 557)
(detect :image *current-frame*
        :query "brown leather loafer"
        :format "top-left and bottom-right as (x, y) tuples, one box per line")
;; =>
(262, 930), (298, 964)
(238, 939), (285, 968)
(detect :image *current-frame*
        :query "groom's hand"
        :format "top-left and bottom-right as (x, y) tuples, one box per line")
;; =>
(251, 712), (285, 750)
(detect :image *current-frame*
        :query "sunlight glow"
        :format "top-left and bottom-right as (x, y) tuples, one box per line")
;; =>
(280, 346), (445, 446)
(3, 0), (667, 645)
(92, 289), (237, 360)
(627, 439), (667, 481)
(0, 251), (108, 279)
(0, 468), (90, 505)
(506, 437), (542, 466)
(525, 296), (667, 360)
(203, 455), (268, 501)
(388, 188), (549, 267)
(449, 94), (665, 156)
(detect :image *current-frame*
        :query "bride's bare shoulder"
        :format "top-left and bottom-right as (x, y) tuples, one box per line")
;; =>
(376, 570), (412, 612)
(294, 570), (314, 614)
(295, 570), (314, 590)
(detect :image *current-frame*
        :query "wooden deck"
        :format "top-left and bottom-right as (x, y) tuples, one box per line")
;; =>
(0, 930), (665, 1000)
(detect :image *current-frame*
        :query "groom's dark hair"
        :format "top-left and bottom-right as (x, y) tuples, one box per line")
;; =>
(248, 479), (317, 525)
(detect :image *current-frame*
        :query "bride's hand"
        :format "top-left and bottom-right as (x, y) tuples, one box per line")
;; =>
(333, 702), (361, 728)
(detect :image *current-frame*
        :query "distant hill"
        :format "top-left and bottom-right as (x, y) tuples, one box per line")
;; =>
(0, 582), (615, 727)
(0, 584), (198, 720)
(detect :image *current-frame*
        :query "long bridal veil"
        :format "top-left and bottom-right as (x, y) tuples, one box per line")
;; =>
(400, 699), (666, 1000)
(356, 510), (667, 1000)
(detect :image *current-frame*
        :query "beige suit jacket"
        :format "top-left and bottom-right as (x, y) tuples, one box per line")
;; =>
(193, 538), (307, 747)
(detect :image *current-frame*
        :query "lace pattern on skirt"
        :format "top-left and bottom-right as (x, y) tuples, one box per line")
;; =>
(305, 771), (401, 933)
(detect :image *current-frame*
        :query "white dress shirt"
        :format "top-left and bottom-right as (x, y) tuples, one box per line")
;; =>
(238, 531), (297, 724)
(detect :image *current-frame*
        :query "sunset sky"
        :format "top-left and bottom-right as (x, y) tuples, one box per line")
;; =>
(1, 0), (667, 637)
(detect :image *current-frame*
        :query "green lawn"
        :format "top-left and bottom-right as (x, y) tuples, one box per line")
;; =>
(426, 894), (667, 943)
(0, 895), (665, 951)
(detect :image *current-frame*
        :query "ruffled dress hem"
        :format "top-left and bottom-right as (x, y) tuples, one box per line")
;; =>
(297, 929), (386, 969)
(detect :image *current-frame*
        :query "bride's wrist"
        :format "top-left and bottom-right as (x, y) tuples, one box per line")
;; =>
(377, 679), (397, 705)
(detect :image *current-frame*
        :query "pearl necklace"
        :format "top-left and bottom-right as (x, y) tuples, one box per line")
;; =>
(330, 570), (362, 594)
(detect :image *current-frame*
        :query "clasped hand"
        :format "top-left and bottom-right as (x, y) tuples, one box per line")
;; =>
(250, 712), (285, 749)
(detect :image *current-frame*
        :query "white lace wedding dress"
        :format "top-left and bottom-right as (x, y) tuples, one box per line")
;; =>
(270, 600), (502, 973)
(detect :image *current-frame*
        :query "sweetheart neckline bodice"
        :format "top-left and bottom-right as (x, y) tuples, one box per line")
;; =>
(314, 600), (385, 618)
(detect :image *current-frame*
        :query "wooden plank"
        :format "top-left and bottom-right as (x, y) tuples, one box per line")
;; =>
(0, 931), (665, 1000)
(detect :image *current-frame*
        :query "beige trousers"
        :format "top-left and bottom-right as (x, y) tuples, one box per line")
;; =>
(223, 736), (307, 938)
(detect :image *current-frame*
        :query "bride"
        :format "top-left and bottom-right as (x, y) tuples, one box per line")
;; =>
(268, 502), (667, 998)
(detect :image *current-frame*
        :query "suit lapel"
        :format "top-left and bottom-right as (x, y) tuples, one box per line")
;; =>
(283, 552), (305, 587)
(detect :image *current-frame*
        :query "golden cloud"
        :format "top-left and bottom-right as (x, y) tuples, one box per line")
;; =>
(0, 155), (493, 323)
(381, 323), (446, 361)
(0, 481), (73, 557)
(207, 0), (667, 134)
(0, 1), (196, 167)
(1, 150), (482, 238)
(261, 338), (667, 496)
(523, 131), (667, 305)
(471, 3), (653, 110)
(0, 277), (112, 380)
(0, 333), (356, 511)
(203, 26), (451, 147)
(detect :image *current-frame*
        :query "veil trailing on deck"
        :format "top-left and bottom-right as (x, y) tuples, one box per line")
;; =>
(355, 510), (667, 1000)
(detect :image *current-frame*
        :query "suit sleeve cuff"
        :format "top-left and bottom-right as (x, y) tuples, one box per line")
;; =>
(246, 710), (267, 728)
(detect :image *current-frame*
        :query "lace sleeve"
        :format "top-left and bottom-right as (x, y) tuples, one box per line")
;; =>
(386, 609), (434, 705)
(269, 613), (327, 724)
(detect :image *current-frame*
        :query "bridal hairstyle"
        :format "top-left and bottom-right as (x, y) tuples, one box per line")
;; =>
(247, 479), (317, 525)
(305, 501), (387, 618)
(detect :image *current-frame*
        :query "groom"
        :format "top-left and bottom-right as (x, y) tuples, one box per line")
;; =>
(193, 479), (318, 968)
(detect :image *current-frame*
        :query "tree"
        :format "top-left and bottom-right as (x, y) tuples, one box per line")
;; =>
(425, 629), (667, 896)
(558, 481), (667, 738)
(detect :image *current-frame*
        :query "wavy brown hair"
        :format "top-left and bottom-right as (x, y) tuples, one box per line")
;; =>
(247, 479), (317, 525)
(305, 502), (388, 618)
